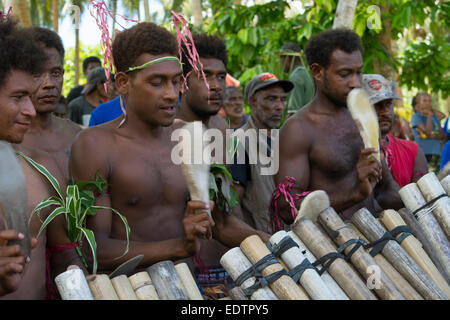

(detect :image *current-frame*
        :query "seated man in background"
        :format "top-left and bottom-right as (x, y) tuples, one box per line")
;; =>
(411, 92), (446, 172)
(362, 74), (428, 187)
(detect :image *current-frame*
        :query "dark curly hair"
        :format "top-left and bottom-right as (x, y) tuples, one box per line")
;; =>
(22, 26), (65, 63)
(112, 22), (178, 74)
(305, 28), (363, 69)
(83, 56), (101, 73)
(0, 18), (47, 87)
(181, 33), (228, 77)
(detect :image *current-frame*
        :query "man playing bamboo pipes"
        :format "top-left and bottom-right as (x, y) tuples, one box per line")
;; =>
(362, 74), (428, 187)
(0, 19), (85, 299)
(274, 29), (403, 224)
(69, 23), (268, 282)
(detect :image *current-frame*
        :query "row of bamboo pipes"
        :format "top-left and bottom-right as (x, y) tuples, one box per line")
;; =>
(221, 173), (450, 300)
(55, 261), (204, 300)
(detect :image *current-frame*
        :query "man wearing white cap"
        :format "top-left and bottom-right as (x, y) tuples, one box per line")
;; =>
(362, 74), (428, 187)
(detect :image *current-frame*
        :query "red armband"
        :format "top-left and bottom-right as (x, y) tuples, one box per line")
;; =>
(269, 176), (311, 233)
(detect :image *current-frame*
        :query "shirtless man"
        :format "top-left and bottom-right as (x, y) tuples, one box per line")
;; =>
(69, 23), (264, 277)
(0, 20), (83, 299)
(21, 27), (82, 182)
(275, 29), (403, 223)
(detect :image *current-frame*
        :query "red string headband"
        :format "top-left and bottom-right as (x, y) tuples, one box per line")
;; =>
(88, 2), (208, 127)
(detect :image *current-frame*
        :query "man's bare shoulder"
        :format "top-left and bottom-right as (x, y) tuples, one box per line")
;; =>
(14, 144), (64, 184)
(52, 115), (82, 134)
(73, 123), (117, 149)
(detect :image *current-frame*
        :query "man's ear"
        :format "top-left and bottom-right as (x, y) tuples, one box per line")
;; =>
(248, 95), (257, 112)
(310, 63), (324, 83)
(115, 72), (130, 95)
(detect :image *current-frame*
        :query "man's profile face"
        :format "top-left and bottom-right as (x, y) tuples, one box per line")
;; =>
(122, 53), (182, 127)
(185, 57), (227, 117)
(0, 69), (37, 143)
(250, 85), (286, 129)
(223, 88), (244, 120)
(316, 49), (363, 108)
(374, 99), (395, 136)
(32, 47), (64, 113)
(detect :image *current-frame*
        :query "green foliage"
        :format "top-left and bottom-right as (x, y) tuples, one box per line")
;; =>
(209, 164), (238, 214)
(18, 152), (130, 275)
(399, 37), (450, 98)
(63, 44), (104, 97)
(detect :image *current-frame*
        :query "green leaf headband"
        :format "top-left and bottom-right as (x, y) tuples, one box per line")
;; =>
(125, 56), (183, 73)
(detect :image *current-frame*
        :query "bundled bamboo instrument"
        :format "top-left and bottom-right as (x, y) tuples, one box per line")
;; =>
(399, 183), (450, 278)
(441, 175), (450, 195)
(56, 260), (204, 300)
(380, 209), (450, 297)
(352, 208), (447, 300)
(347, 88), (380, 161)
(179, 121), (211, 217)
(345, 221), (423, 300)
(416, 172), (450, 238)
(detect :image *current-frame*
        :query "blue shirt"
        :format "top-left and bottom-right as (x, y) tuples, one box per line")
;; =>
(89, 96), (124, 127)
(411, 112), (442, 155)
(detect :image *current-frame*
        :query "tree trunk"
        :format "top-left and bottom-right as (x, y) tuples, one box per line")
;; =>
(52, 0), (59, 32)
(373, 3), (396, 80)
(143, 0), (150, 22)
(191, 0), (202, 26)
(7, 0), (32, 27)
(75, 27), (80, 86)
(333, 0), (358, 29)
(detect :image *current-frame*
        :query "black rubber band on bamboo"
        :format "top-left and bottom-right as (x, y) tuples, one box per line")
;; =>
(390, 225), (413, 244)
(265, 236), (299, 257)
(233, 254), (277, 287)
(312, 238), (366, 275)
(288, 258), (317, 282)
(411, 193), (448, 219)
(242, 269), (288, 297)
(364, 231), (396, 257)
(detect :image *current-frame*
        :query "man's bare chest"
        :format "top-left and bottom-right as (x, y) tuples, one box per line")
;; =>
(310, 119), (364, 178)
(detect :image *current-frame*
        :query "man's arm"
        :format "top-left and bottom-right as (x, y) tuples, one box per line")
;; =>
(69, 129), (212, 271)
(274, 118), (311, 225)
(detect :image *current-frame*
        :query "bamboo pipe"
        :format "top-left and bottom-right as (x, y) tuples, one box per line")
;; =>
(269, 230), (336, 300)
(318, 208), (404, 300)
(346, 222), (423, 300)
(55, 266), (94, 300)
(240, 235), (309, 300)
(416, 173), (450, 238)
(111, 275), (138, 300)
(86, 274), (119, 300)
(441, 175), (450, 195)
(380, 209), (450, 297)
(292, 216), (377, 300)
(147, 261), (190, 300)
(228, 286), (249, 300)
(287, 231), (349, 300)
(352, 208), (447, 300)
(128, 272), (159, 300)
(220, 247), (278, 300)
(398, 208), (450, 283)
(175, 263), (204, 300)
(399, 183), (450, 278)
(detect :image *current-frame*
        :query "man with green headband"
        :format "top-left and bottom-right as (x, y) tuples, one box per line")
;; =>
(280, 42), (315, 115)
(69, 23), (267, 284)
